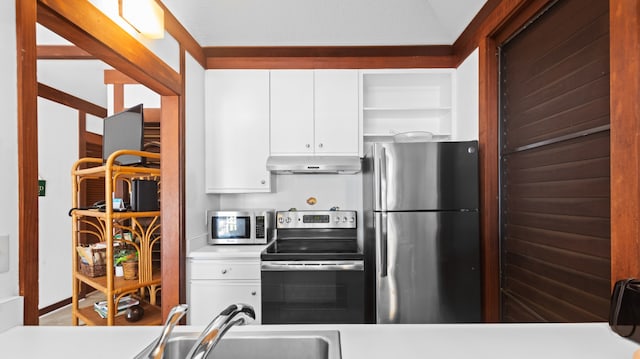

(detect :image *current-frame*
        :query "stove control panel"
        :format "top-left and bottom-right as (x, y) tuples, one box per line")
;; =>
(276, 210), (357, 229)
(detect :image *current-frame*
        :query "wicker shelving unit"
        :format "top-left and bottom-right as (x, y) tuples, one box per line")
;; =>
(70, 150), (161, 326)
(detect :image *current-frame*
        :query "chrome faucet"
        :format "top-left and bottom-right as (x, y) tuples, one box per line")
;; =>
(186, 303), (255, 359)
(143, 304), (189, 359)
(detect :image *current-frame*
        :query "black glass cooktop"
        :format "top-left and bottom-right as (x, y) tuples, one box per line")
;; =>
(261, 229), (362, 261)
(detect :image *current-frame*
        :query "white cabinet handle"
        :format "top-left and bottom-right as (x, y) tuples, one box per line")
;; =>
(251, 291), (257, 296)
(305, 144), (311, 149)
(318, 143), (324, 148)
(221, 269), (228, 274)
(260, 180), (266, 185)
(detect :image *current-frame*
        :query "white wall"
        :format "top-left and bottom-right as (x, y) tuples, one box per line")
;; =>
(0, 0), (21, 328)
(38, 60), (110, 108)
(185, 52), (219, 252)
(453, 48), (479, 141)
(37, 99), (78, 308)
(36, 60), (109, 308)
(219, 175), (362, 212)
(122, 85), (161, 112)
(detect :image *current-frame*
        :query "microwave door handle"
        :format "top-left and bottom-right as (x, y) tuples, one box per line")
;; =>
(250, 214), (257, 241)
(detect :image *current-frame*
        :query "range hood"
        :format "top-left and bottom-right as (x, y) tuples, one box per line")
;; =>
(266, 156), (362, 174)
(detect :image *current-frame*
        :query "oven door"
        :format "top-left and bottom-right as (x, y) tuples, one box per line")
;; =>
(261, 260), (365, 324)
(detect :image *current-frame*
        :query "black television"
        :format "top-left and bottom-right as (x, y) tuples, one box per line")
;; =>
(102, 104), (144, 165)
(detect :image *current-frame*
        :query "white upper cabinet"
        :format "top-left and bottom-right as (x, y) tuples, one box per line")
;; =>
(314, 70), (360, 155)
(204, 70), (272, 193)
(270, 70), (315, 155)
(270, 70), (360, 156)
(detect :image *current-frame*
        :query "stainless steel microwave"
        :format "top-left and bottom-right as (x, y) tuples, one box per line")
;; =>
(207, 209), (274, 245)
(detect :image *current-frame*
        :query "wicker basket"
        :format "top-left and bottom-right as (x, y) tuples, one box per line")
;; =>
(122, 261), (138, 280)
(79, 261), (107, 277)
(77, 246), (108, 277)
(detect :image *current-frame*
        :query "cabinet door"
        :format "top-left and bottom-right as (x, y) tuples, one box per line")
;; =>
(270, 70), (314, 155)
(189, 280), (261, 325)
(205, 70), (272, 193)
(314, 70), (360, 155)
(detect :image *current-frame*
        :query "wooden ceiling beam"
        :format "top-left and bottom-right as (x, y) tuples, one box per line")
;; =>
(37, 0), (181, 96)
(37, 45), (95, 59)
(37, 82), (107, 118)
(203, 45), (456, 69)
(203, 45), (454, 58)
(103, 69), (137, 85)
(206, 55), (456, 69)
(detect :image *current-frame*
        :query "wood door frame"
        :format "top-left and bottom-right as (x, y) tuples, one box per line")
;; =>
(464, 0), (638, 320)
(16, 0), (39, 325)
(453, 0), (559, 322)
(610, 0), (640, 285)
(17, 0), (185, 324)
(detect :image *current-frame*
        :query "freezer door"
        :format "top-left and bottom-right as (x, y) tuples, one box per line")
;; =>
(373, 141), (479, 211)
(376, 211), (481, 323)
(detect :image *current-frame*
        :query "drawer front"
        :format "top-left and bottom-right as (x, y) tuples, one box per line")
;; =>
(190, 260), (260, 280)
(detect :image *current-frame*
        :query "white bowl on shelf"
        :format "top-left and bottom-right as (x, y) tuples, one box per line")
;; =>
(392, 131), (434, 143)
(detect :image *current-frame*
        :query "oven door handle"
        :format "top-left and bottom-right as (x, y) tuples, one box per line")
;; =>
(261, 260), (364, 271)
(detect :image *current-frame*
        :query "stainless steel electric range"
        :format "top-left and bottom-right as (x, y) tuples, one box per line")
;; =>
(260, 210), (366, 324)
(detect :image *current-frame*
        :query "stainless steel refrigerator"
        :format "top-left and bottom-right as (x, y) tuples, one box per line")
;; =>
(362, 140), (481, 324)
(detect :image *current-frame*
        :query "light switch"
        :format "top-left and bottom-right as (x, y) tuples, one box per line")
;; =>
(0, 234), (9, 273)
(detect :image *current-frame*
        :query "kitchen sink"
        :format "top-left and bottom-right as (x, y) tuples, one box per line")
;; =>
(135, 330), (342, 359)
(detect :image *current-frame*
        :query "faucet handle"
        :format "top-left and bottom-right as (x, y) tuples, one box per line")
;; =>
(220, 303), (255, 320)
(146, 304), (189, 359)
(167, 304), (189, 320)
(186, 303), (255, 359)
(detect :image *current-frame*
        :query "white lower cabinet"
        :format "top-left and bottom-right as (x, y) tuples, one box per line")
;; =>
(189, 281), (261, 325)
(188, 259), (262, 325)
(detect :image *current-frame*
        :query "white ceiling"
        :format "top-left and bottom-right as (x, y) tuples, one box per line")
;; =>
(161, 0), (488, 46)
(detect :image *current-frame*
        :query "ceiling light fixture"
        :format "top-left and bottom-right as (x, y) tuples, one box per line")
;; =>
(119, 0), (165, 39)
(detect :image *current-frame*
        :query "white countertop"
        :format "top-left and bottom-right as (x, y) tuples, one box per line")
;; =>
(187, 243), (268, 260)
(0, 323), (637, 358)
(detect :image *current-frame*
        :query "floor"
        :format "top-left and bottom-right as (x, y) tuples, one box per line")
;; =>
(39, 291), (105, 326)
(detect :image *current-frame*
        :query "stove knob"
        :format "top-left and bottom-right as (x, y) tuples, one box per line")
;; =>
(349, 217), (355, 223)
(285, 217), (292, 224)
(343, 216), (348, 223)
(334, 216), (340, 223)
(278, 217), (284, 224)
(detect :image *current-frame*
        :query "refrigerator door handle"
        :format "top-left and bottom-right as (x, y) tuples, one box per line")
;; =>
(378, 212), (388, 277)
(379, 147), (388, 211)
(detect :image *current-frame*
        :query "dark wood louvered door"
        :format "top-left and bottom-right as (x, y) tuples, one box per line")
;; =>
(78, 126), (105, 297)
(81, 141), (105, 211)
(499, 0), (610, 322)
